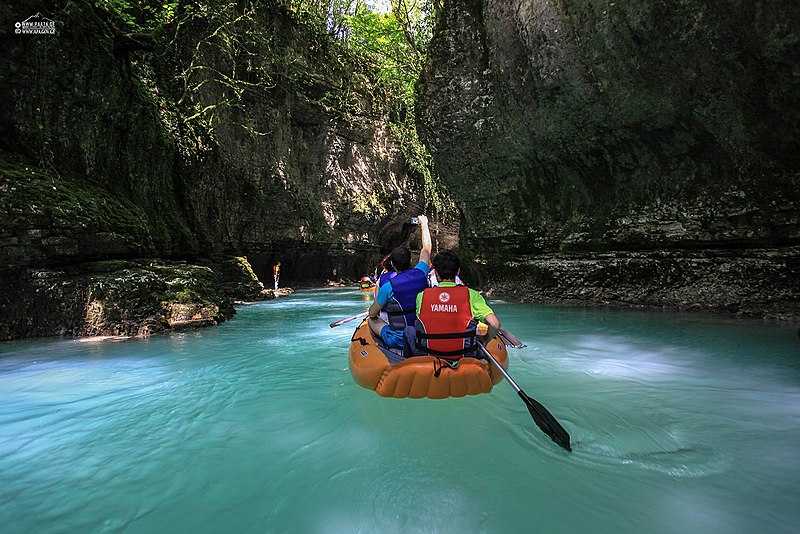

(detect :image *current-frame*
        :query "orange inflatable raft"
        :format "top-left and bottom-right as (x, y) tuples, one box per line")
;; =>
(348, 320), (508, 399)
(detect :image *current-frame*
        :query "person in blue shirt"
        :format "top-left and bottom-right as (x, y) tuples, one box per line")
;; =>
(367, 215), (432, 350)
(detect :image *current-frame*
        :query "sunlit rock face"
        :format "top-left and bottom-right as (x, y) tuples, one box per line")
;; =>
(418, 0), (800, 318)
(0, 1), (428, 339)
(1, 0), (422, 271)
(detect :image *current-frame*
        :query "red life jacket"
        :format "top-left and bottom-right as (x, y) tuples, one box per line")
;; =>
(415, 286), (477, 360)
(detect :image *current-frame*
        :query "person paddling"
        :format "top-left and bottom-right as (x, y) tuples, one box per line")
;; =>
(367, 215), (432, 351)
(414, 250), (501, 359)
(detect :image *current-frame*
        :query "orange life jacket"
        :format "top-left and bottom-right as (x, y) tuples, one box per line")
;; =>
(415, 286), (477, 360)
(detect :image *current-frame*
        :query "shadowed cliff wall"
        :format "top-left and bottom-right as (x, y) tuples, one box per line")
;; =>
(418, 0), (799, 318)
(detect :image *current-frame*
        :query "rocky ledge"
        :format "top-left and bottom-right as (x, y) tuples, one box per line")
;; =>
(485, 246), (800, 322)
(0, 256), (290, 341)
(236, 287), (295, 304)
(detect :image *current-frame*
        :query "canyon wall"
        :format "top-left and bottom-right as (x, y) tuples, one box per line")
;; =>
(418, 0), (800, 319)
(0, 0), (424, 339)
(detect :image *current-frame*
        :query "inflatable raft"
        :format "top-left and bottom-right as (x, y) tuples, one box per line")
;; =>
(358, 276), (375, 290)
(348, 320), (508, 399)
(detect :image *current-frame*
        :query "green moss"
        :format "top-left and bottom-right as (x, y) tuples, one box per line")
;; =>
(232, 256), (259, 282)
(171, 288), (199, 304)
(84, 261), (229, 318)
(0, 158), (152, 243)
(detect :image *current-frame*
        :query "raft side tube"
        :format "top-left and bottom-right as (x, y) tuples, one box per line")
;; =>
(348, 320), (508, 399)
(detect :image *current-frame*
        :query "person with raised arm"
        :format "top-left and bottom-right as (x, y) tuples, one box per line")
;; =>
(367, 215), (432, 352)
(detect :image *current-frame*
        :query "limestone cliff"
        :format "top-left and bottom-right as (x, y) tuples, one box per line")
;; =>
(2, 1), (421, 270)
(0, 1), (424, 339)
(418, 0), (800, 319)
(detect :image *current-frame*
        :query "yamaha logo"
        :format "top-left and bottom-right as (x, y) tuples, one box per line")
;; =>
(439, 292), (450, 303)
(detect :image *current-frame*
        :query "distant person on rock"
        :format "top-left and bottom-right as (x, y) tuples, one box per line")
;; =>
(413, 250), (501, 359)
(273, 261), (281, 291)
(368, 215), (432, 351)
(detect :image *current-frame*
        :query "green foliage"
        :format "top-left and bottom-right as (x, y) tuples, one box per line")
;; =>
(346, 8), (414, 101)
(96, 0), (450, 215)
(342, 2), (451, 214)
(344, 1), (437, 106)
(279, 1), (449, 213)
(282, 0), (359, 34)
(390, 0), (438, 59)
(97, 0), (178, 31)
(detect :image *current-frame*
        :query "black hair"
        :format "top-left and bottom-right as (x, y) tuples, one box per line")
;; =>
(389, 246), (411, 271)
(432, 250), (460, 280)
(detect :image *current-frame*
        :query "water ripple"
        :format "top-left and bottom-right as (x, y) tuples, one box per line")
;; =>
(0, 290), (799, 533)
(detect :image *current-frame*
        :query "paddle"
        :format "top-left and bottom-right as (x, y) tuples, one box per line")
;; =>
(498, 328), (526, 349)
(478, 342), (572, 451)
(329, 311), (368, 329)
(330, 310), (528, 350)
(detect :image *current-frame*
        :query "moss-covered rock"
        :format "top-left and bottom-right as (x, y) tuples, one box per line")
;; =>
(210, 256), (265, 301)
(0, 259), (241, 340)
(259, 287), (295, 300)
(0, 156), (155, 267)
(1, 0), (424, 268)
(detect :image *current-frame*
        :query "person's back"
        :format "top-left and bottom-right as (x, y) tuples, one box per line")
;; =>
(416, 284), (478, 359)
(383, 265), (428, 329)
(415, 250), (501, 359)
(377, 268), (396, 288)
(367, 216), (432, 350)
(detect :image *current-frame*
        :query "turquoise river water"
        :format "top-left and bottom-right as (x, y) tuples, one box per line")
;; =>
(1, 288), (799, 533)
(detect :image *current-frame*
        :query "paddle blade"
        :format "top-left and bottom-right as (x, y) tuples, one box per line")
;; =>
(329, 312), (367, 328)
(499, 329), (527, 349)
(498, 331), (526, 349)
(329, 316), (355, 328)
(518, 390), (572, 451)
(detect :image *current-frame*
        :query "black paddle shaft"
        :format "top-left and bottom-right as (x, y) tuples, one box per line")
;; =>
(478, 343), (572, 452)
